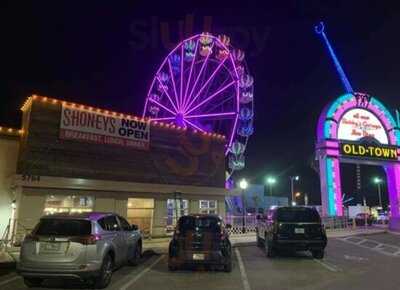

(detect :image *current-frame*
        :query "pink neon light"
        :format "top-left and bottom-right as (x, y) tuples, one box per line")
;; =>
(185, 80), (236, 115)
(182, 40), (199, 110)
(148, 98), (175, 115)
(332, 158), (343, 216)
(183, 119), (206, 132)
(168, 58), (180, 111)
(228, 52), (240, 151)
(156, 77), (178, 112)
(185, 112), (236, 119)
(184, 57), (228, 113)
(184, 42), (215, 112)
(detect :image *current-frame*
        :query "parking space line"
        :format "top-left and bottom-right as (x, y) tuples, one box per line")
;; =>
(312, 258), (340, 272)
(235, 248), (251, 290)
(0, 275), (20, 287)
(338, 237), (400, 257)
(119, 255), (164, 290)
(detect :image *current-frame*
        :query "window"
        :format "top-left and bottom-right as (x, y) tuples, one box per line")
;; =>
(35, 219), (92, 236)
(178, 216), (221, 234)
(118, 216), (131, 231)
(44, 195), (93, 215)
(167, 199), (189, 232)
(98, 215), (121, 231)
(199, 200), (218, 214)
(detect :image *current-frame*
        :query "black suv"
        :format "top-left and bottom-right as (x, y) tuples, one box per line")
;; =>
(168, 214), (232, 272)
(256, 206), (327, 259)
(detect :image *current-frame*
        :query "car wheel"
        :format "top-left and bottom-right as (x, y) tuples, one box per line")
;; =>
(23, 277), (43, 288)
(312, 250), (324, 259)
(129, 243), (142, 266)
(223, 257), (232, 272)
(94, 254), (113, 289)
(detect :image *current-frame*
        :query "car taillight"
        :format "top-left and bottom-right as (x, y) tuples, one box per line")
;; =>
(70, 235), (102, 245)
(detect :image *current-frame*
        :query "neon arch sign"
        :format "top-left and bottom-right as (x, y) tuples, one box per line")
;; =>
(316, 92), (400, 219)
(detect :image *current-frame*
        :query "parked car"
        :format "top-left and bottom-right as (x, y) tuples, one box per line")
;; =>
(168, 214), (232, 272)
(17, 212), (142, 289)
(256, 206), (327, 259)
(377, 212), (389, 224)
(355, 213), (374, 226)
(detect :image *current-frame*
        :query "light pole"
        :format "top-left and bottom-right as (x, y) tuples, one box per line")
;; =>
(290, 175), (300, 206)
(266, 176), (277, 196)
(239, 178), (248, 233)
(373, 177), (383, 209)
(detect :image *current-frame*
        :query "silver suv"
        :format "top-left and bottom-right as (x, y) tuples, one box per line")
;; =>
(17, 212), (142, 288)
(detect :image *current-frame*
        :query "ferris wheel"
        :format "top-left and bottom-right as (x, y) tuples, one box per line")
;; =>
(143, 33), (254, 179)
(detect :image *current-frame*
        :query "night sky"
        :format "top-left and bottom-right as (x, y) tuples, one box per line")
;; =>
(1, 1), (400, 206)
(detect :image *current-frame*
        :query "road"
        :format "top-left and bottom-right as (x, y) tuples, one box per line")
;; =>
(1, 232), (400, 290)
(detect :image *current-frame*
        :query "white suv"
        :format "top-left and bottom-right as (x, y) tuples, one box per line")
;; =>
(17, 212), (142, 288)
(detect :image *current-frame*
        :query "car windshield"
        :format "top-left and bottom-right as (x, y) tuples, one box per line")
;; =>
(35, 219), (92, 236)
(178, 216), (221, 233)
(277, 208), (321, 223)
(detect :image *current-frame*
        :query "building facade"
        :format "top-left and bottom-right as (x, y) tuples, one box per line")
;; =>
(1, 95), (230, 241)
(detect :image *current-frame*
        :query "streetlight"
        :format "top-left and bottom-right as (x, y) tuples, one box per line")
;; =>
(266, 176), (277, 196)
(239, 178), (248, 233)
(373, 177), (383, 209)
(290, 175), (300, 206)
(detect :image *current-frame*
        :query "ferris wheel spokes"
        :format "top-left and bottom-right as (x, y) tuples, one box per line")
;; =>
(185, 80), (236, 115)
(185, 42), (215, 111)
(183, 40), (200, 110)
(185, 111), (237, 119)
(167, 57), (180, 111)
(155, 76), (179, 112)
(148, 97), (176, 116)
(183, 56), (229, 114)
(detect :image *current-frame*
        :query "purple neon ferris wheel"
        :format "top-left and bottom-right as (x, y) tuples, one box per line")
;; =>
(143, 33), (254, 179)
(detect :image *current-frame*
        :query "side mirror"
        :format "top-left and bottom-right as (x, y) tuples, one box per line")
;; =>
(226, 224), (232, 229)
(130, 224), (139, 231)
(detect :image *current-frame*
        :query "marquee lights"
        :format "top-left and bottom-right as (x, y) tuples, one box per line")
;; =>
(18, 95), (226, 141)
(0, 126), (23, 136)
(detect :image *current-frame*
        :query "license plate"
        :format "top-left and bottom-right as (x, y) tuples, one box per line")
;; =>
(40, 242), (61, 253)
(193, 253), (205, 260)
(295, 228), (305, 234)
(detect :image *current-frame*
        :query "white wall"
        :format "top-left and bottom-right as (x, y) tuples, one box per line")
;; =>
(0, 137), (19, 237)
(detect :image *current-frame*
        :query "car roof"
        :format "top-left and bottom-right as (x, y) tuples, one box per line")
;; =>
(40, 212), (116, 221)
(179, 214), (222, 220)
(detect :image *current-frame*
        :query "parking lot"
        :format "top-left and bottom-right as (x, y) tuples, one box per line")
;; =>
(1, 232), (400, 290)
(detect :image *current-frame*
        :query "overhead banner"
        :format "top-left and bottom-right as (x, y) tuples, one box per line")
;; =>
(339, 142), (398, 161)
(60, 104), (150, 150)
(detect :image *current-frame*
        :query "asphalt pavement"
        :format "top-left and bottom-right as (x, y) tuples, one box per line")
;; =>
(1, 232), (400, 290)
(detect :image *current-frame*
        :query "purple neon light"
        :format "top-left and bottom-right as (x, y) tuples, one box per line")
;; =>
(168, 57), (180, 112)
(143, 34), (199, 117)
(182, 40), (199, 110)
(148, 98), (176, 115)
(149, 116), (176, 121)
(144, 33), (245, 157)
(156, 77), (178, 112)
(180, 44), (184, 109)
(185, 112), (236, 119)
(184, 42), (215, 112)
(184, 57), (228, 113)
(183, 118), (206, 132)
(185, 80), (236, 115)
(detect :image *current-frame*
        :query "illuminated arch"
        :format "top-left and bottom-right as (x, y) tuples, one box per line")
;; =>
(316, 93), (400, 217)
